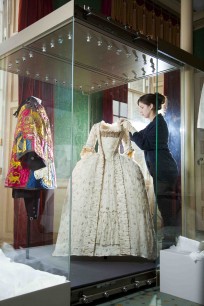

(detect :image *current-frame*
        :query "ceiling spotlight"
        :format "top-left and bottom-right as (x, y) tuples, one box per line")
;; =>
(91, 86), (95, 90)
(116, 49), (122, 55)
(86, 35), (92, 42)
(141, 67), (146, 75)
(107, 44), (112, 50)
(83, 5), (92, 16)
(54, 79), (58, 83)
(132, 50), (138, 61)
(42, 45), (46, 52)
(50, 40), (55, 48)
(58, 37), (63, 44)
(22, 56), (26, 61)
(26, 70), (30, 75)
(142, 54), (147, 64)
(126, 53), (131, 58)
(132, 70), (137, 79)
(45, 75), (49, 81)
(150, 58), (154, 65)
(68, 33), (72, 40)
(8, 63), (12, 68)
(97, 40), (102, 46)
(29, 51), (33, 58)
(15, 59), (19, 64)
(16, 69), (20, 73)
(35, 73), (40, 78)
(112, 80), (116, 84)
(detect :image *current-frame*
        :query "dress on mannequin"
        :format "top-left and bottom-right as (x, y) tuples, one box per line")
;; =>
(5, 96), (56, 244)
(53, 121), (155, 259)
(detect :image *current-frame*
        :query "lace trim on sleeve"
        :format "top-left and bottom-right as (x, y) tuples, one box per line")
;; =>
(80, 146), (96, 158)
(122, 128), (134, 158)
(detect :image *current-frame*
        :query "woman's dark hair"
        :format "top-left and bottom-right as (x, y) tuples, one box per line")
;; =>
(137, 93), (165, 110)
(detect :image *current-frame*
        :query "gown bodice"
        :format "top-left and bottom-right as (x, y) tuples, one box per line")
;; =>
(80, 121), (134, 160)
(99, 122), (122, 160)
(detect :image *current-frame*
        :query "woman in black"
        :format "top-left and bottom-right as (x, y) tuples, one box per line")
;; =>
(121, 93), (179, 249)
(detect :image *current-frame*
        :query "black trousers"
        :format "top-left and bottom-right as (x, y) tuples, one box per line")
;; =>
(153, 178), (181, 248)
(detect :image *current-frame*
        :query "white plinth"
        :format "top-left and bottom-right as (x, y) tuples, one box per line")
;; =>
(160, 249), (204, 305)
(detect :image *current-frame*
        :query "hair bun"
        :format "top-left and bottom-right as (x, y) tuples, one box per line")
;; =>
(155, 92), (165, 105)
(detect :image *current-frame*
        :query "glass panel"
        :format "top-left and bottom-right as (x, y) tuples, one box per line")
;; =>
(129, 63), (182, 264)
(157, 40), (204, 303)
(55, 16), (179, 302)
(150, 50), (181, 270)
(0, 12), (74, 302)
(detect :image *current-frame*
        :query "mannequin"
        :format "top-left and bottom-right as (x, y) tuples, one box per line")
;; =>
(53, 121), (155, 259)
(5, 96), (56, 256)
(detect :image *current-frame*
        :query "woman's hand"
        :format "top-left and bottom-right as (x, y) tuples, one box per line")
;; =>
(120, 119), (137, 135)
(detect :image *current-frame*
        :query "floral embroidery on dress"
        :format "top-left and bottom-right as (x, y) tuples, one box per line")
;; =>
(53, 121), (155, 259)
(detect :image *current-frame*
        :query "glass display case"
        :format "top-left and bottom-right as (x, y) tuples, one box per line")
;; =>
(0, 1), (204, 305)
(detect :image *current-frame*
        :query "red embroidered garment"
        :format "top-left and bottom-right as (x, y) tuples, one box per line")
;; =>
(5, 97), (56, 190)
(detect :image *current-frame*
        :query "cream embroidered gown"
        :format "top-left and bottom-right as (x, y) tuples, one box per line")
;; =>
(53, 121), (155, 259)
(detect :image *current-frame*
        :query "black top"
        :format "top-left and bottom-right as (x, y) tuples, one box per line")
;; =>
(130, 114), (178, 182)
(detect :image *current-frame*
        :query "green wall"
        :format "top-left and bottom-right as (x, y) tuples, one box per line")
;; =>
(54, 87), (89, 178)
(90, 92), (103, 127)
(54, 86), (102, 178)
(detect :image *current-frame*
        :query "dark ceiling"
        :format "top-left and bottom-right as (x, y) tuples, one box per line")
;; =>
(193, 0), (204, 12)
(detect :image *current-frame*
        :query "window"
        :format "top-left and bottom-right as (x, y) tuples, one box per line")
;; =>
(113, 100), (128, 122)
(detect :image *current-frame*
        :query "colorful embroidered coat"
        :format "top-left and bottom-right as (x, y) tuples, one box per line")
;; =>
(5, 100), (56, 190)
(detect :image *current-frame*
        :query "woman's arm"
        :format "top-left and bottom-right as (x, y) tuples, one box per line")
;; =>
(130, 123), (156, 151)
(131, 115), (169, 151)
